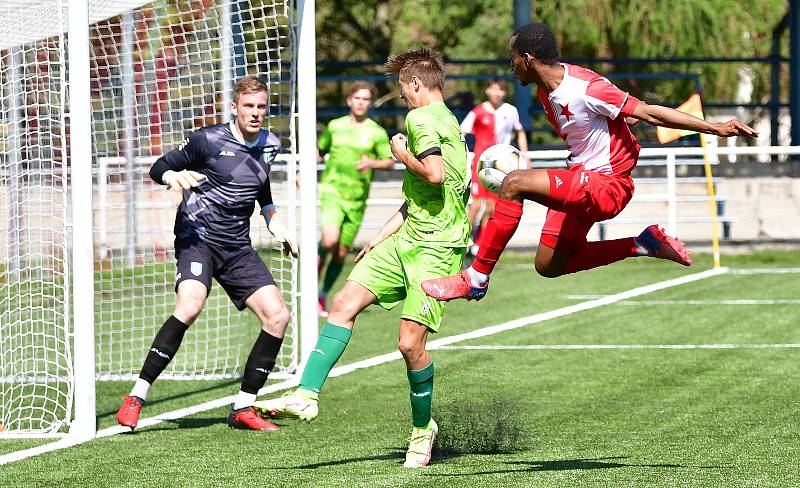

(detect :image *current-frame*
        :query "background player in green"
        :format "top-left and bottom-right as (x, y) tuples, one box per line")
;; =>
(255, 47), (470, 468)
(317, 81), (395, 316)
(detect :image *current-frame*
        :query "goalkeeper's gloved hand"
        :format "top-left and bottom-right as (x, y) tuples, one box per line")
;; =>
(162, 170), (207, 191)
(262, 205), (299, 258)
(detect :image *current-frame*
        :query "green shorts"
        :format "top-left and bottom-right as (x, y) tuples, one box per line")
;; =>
(319, 192), (366, 248)
(347, 234), (465, 332)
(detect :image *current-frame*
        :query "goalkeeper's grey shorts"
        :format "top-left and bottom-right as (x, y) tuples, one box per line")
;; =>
(174, 235), (276, 310)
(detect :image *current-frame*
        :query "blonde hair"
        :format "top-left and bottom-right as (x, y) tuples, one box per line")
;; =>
(385, 47), (445, 90)
(233, 75), (268, 103)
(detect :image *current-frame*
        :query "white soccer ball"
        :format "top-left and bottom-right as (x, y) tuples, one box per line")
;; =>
(477, 143), (527, 194)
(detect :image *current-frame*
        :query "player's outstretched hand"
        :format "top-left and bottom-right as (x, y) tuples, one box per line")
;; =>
(354, 238), (380, 263)
(162, 170), (207, 191)
(714, 119), (758, 139)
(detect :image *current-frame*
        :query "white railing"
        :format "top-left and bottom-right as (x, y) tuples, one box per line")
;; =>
(95, 145), (800, 253)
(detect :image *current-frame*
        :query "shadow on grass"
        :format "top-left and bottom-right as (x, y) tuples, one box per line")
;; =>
(98, 379), (240, 419)
(425, 456), (720, 477)
(130, 416), (229, 433)
(276, 448), (406, 469)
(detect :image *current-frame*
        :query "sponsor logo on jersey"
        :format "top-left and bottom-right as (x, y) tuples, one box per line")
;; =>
(554, 175), (563, 188)
(219, 150), (236, 157)
(190, 262), (203, 276)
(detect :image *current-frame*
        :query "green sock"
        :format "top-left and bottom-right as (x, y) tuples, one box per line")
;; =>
(408, 362), (434, 428)
(298, 322), (352, 394)
(321, 258), (345, 295)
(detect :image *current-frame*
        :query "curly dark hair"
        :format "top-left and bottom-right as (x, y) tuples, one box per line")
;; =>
(511, 23), (559, 66)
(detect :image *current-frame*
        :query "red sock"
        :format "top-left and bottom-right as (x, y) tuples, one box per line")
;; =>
(563, 237), (638, 274)
(472, 199), (523, 275)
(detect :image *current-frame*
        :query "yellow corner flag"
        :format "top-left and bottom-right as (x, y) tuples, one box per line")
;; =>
(656, 93), (704, 144)
(656, 93), (721, 268)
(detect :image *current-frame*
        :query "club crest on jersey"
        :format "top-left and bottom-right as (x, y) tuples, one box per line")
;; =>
(190, 262), (203, 277)
(262, 147), (276, 165)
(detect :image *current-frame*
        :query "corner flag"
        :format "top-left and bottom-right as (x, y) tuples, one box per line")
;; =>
(656, 93), (704, 144)
(656, 93), (721, 268)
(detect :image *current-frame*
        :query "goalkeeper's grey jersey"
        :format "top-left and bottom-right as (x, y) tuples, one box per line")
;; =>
(151, 121), (281, 249)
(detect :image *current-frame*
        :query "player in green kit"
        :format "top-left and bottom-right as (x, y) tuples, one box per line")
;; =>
(317, 82), (395, 316)
(254, 48), (470, 468)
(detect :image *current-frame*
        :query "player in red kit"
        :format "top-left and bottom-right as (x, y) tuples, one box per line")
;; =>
(423, 23), (758, 301)
(462, 79), (530, 257)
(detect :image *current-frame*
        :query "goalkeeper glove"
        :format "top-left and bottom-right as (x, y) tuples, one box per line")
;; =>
(162, 170), (207, 191)
(262, 205), (298, 258)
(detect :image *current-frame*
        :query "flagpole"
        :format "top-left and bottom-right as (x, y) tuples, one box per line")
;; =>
(699, 133), (722, 269)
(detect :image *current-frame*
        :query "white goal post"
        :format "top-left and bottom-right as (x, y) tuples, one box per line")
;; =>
(0, 0), (317, 439)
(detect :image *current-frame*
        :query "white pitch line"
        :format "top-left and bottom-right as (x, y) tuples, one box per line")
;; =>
(0, 266), (726, 466)
(729, 268), (800, 275)
(617, 299), (800, 305)
(435, 344), (800, 351)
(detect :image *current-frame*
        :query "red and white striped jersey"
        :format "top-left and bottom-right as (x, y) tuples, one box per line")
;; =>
(461, 102), (522, 152)
(538, 63), (641, 175)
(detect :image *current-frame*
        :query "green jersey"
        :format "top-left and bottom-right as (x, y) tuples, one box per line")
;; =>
(399, 102), (470, 247)
(318, 115), (393, 201)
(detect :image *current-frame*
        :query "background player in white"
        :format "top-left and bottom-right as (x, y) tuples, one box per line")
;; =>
(423, 23), (758, 301)
(461, 78), (530, 258)
(115, 76), (297, 432)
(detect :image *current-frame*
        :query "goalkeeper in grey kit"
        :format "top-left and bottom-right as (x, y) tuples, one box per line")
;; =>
(115, 76), (298, 432)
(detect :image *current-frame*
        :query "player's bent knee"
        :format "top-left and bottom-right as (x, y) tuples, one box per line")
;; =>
(174, 299), (204, 324)
(534, 260), (563, 278)
(397, 337), (425, 361)
(329, 290), (358, 319)
(499, 170), (526, 198)
(263, 306), (290, 335)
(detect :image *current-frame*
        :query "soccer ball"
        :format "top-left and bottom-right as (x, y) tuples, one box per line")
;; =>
(477, 144), (527, 194)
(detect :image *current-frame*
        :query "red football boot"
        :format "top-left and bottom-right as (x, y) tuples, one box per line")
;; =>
(228, 406), (280, 432)
(421, 270), (489, 302)
(636, 225), (692, 266)
(116, 395), (143, 430)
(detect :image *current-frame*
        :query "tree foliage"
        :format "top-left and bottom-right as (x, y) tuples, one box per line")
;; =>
(316, 0), (789, 128)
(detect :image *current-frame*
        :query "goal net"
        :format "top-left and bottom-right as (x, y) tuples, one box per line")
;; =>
(0, 0), (300, 436)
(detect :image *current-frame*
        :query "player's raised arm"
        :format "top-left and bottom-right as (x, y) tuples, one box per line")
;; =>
(391, 133), (444, 185)
(630, 100), (759, 138)
(149, 130), (209, 190)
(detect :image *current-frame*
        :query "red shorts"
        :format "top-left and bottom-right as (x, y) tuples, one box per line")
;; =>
(540, 165), (634, 251)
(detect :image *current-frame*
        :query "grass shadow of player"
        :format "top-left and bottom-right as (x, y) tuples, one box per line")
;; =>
(276, 449), (406, 469)
(98, 379), (240, 419)
(425, 456), (696, 477)
(135, 416), (229, 433)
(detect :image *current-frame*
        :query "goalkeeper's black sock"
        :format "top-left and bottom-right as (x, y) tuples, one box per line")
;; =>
(234, 330), (283, 409)
(138, 315), (188, 385)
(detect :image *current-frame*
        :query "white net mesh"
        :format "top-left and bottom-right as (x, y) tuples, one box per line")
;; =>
(0, 1), (72, 435)
(89, 1), (298, 381)
(0, 0), (298, 434)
